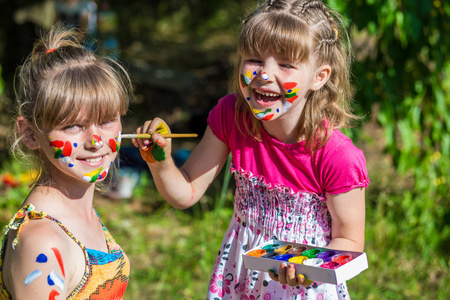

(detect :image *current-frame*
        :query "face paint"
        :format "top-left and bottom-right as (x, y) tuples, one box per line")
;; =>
(109, 131), (122, 153)
(92, 135), (103, 146)
(240, 70), (257, 101)
(261, 72), (269, 81)
(282, 82), (300, 113)
(252, 108), (274, 121)
(83, 167), (108, 183)
(50, 138), (74, 165)
(36, 253), (48, 263)
(25, 270), (42, 285)
(47, 270), (65, 290)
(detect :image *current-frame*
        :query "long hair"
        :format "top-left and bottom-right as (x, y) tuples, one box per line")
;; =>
(231, 0), (358, 152)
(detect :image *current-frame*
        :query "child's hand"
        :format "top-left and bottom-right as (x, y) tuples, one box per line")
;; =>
(132, 118), (172, 163)
(268, 263), (313, 288)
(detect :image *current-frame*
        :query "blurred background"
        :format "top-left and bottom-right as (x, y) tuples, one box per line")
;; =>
(0, 0), (448, 299)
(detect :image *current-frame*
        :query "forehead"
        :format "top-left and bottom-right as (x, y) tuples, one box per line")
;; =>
(239, 12), (312, 63)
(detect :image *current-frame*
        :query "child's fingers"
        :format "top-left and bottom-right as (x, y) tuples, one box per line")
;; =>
(285, 264), (299, 287)
(297, 274), (313, 288)
(268, 269), (279, 281)
(277, 263), (288, 285)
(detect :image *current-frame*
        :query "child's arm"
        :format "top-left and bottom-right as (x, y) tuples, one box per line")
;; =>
(325, 187), (366, 252)
(134, 118), (230, 209)
(3, 220), (80, 299)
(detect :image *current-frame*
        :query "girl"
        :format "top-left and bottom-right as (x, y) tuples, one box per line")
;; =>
(0, 24), (132, 299)
(134, 0), (369, 299)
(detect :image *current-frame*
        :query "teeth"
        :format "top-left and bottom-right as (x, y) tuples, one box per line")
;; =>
(86, 157), (102, 163)
(256, 90), (280, 97)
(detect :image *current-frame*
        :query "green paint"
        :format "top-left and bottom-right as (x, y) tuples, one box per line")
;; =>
(54, 149), (62, 159)
(152, 144), (166, 162)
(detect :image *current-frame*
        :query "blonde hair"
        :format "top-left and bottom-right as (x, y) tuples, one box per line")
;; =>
(12, 23), (133, 185)
(232, 0), (358, 152)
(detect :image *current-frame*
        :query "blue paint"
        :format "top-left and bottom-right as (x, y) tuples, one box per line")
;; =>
(288, 89), (292, 93)
(276, 109), (280, 113)
(74, 143), (78, 147)
(246, 97), (251, 101)
(25, 270), (42, 285)
(47, 275), (55, 286)
(68, 163), (74, 168)
(253, 71), (257, 75)
(36, 253), (47, 263)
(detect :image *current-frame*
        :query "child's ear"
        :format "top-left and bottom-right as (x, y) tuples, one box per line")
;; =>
(16, 116), (40, 150)
(311, 64), (332, 91)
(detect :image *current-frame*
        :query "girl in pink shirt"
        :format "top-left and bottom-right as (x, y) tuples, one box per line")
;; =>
(134, 0), (369, 299)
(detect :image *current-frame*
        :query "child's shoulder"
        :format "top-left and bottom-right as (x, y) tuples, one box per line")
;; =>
(319, 129), (366, 164)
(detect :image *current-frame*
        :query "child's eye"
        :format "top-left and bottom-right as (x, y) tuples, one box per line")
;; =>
(100, 116), (120, 128)
(280, 64), (294, 69)
(62, 124), (83, 133)
(245, 58), (262, 64)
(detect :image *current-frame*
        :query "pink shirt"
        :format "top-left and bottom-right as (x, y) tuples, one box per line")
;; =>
(207, 94), (369, 196)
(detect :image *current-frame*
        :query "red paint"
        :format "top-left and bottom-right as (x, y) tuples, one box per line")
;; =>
(50, 140), (64, 148)
(262, 114), (274, 121)
(62, 141), (72, 157)
(49, 289), (60, 300)
(283, 82), (297, 90)
(287, 95), (298, 103)
(51, 248), (65, 277)
(93, 135), (101, 143)
(109, 139), (117, 152)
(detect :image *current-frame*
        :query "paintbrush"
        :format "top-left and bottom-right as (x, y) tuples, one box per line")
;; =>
(120, 133), (198, 139)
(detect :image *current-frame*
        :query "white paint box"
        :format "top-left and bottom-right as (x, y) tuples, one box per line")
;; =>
(242, 240), (368, 284)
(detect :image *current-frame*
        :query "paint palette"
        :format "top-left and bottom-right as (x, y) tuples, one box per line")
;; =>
(243, 240), (368, 284)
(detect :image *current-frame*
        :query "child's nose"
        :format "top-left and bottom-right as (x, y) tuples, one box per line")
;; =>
(257, 70), (272, 82)
(91, 135), (103, 148)
(84, 126), (104, 149)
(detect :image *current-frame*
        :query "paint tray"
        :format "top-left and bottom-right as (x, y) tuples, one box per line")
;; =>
(242, 240), (368, 285)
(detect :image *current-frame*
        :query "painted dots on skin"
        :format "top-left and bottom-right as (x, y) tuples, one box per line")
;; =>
(36, 253), (48, 263)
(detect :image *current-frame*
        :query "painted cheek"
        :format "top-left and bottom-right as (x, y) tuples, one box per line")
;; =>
(49, 138), (77, 167)
(240, 69), (258, 101)
(282, 82), (300, 113)
(108, 133), (122, 153)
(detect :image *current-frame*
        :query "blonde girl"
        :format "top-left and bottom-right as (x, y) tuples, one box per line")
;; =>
(134, 0), (369, 299)
(1, 24), (132, 300)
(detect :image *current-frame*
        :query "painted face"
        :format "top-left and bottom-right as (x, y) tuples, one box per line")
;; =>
(39, 112), (122, 184)
(239, 53), (317, 123)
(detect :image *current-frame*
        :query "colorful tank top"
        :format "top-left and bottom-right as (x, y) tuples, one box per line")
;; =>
(0, 204), (130, 299)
